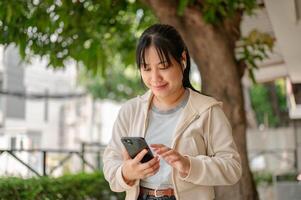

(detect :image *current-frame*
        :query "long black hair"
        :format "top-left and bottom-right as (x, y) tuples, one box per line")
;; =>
(136, 24), (199, 93)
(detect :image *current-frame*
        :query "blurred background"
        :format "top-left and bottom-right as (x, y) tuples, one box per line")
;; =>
(0, 0), (301, 200)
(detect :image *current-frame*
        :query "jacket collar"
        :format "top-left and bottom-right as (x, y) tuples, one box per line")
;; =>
(138, 88), (222, 116)
(138, 90), (153, 116)
(187, 88), (223, 115)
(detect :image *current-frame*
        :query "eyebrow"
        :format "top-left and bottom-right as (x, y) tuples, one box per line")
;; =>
(141, 60), (168, 65)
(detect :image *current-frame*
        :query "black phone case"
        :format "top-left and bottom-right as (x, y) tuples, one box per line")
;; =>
(121, 137), (154, 163)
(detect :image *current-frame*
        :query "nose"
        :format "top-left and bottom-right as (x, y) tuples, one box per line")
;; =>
(151, 68), (162, 83)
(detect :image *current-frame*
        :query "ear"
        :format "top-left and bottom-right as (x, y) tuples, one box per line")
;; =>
(181, 51), (187, 69)
(181, 51), (187, 62)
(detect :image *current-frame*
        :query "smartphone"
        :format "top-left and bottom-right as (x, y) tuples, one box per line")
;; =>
(121, 137), (154, 163)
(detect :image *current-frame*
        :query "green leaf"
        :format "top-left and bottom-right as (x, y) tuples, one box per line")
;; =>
(248, 68), (257, 84)
(6, 4), (13, 23)
(236, 29), (275, 82)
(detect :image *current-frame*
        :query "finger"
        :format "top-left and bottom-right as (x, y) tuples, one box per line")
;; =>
(150, 144), (167, 151)
(145, 168), (160, 178)
(151, 144), (169, 152)
(147, 167), (160, 178)
(167, 157), (181, 164)
(154, 147), (172, 155)
(160, 149), (175, 157)
(122, 150), (131, 160)
(150, 144), (165, 148)
(139, 156), (160, 170)
(161, 153), (180, 164)
(133, 149), (148, 163)
(143, 160), (160, 174)
(143, 162), (160, 177)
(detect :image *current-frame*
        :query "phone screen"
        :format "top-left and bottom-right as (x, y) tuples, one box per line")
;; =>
(121, 137), (154, 163)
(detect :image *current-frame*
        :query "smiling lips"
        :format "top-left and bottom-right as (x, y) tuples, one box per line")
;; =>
(152, 83), (168, 90)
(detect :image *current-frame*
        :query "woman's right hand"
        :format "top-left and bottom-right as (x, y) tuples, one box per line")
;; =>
(121, 149), (160, 185)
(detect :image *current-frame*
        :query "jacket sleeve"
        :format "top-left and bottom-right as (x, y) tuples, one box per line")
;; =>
(102, 106), (139, 192)
(180, 105), (242, 186)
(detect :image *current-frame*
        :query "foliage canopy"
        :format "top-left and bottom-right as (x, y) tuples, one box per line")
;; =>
(0, 0), (273, 101)
(0, 0), (156, 73)
(0, 0), (157, 100)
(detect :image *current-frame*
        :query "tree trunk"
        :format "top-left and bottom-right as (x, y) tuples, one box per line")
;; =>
(143, 1), (259, 199)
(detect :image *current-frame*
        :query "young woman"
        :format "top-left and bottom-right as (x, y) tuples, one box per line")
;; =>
(103, 24), (242, 200)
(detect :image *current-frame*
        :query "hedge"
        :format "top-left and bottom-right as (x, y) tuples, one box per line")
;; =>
(0, 172), (125, 200)
(253, 171), (299, 187)
(253, 171), (273, 186)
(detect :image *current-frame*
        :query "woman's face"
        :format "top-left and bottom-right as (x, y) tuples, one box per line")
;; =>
(140, 46), (184, 101)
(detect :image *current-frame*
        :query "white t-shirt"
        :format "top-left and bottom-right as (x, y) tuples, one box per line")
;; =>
(140, 90), (189, 189)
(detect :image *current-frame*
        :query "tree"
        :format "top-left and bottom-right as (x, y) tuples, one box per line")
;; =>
(140, 1), (266, 199)
(0, 0), (271, 199)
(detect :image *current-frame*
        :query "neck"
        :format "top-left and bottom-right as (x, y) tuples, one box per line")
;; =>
(153, 87), (186, 111)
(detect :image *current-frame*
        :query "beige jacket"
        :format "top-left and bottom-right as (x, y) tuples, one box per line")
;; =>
(103, 89), (242, 200)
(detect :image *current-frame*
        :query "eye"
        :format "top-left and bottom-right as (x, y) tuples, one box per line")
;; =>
(158, 62), (170, 70)
(141, 64), (150, 71)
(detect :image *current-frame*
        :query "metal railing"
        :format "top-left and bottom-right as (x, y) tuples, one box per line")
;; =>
(0, 142), (106, 177)
(248, 148), (296, 169)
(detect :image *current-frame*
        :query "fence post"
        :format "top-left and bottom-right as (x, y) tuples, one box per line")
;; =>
(96, 150), (101, 170)
(81, 142), (85, 172)
(42, 151), (47, 176)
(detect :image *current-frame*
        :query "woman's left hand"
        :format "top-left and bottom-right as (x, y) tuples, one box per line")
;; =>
(150, 144), (190, 178)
